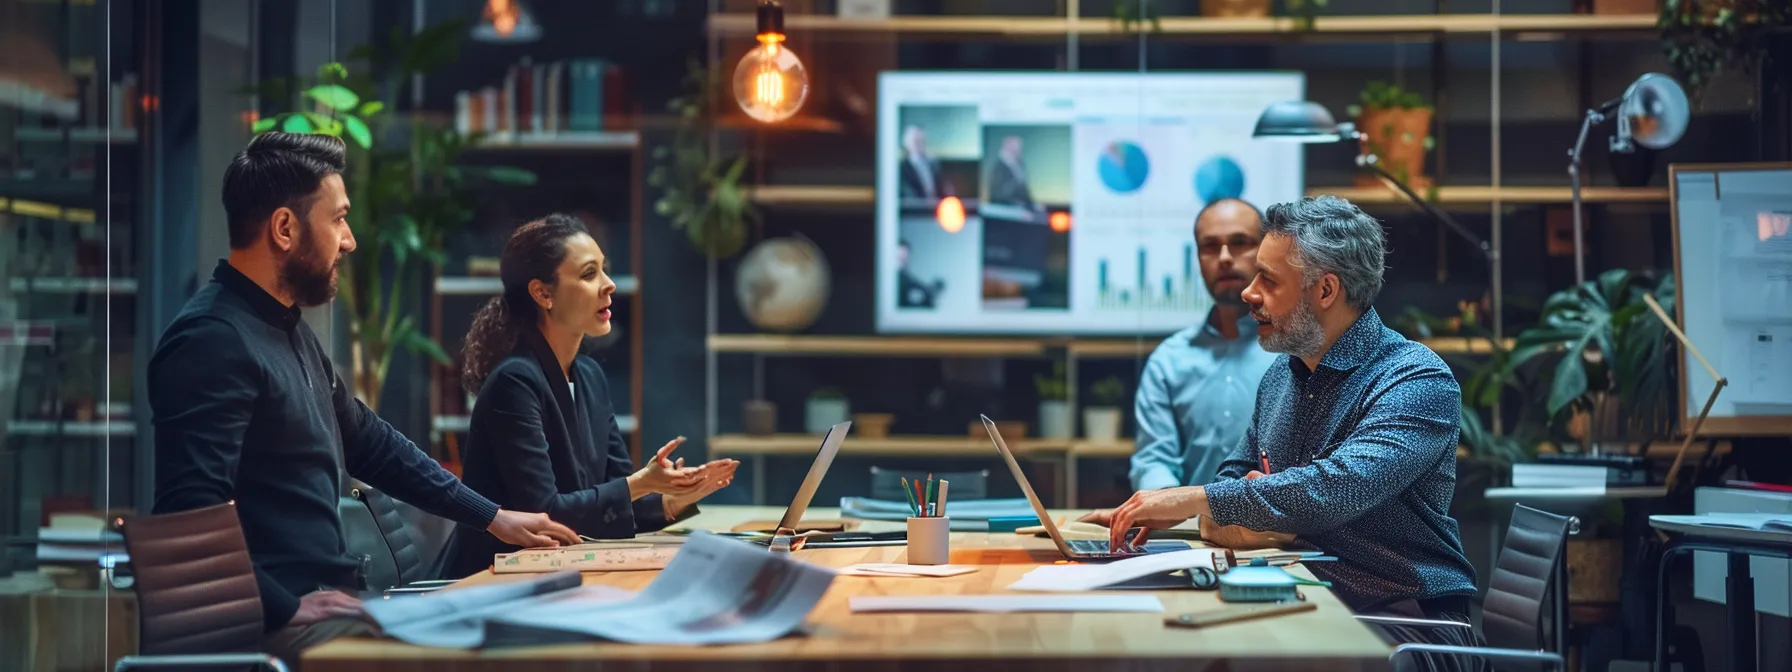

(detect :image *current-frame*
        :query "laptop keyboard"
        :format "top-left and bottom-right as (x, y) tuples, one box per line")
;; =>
(1068, 539), (1132, 555)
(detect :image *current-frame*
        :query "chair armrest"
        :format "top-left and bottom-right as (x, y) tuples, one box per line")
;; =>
(1354, 614), (1475, 630)
(1391, 644), (1563, 670)
(114, 653), (289, 672)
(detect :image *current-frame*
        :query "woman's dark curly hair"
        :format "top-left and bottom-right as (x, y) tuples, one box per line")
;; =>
(460, 213), (590, 395)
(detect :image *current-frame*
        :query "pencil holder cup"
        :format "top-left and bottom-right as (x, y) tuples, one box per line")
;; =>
(906, 516), (950, 565)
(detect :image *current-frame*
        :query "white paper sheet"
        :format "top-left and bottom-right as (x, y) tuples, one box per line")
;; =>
(837, 563), (978, 577)
(849, 595), (1163, 613)
(1006, 549), (1221, 592)
(368, 532), (837, 648)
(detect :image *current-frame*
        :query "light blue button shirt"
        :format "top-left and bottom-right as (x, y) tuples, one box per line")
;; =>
(1129, 310), (1278, 491)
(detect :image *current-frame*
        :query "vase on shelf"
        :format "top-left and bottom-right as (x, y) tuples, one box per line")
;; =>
(1038, 400), (1072, 439)
(1082, 406), (1123, 443)
(742, 399), (776, 436)
(804, 389), (849, 435)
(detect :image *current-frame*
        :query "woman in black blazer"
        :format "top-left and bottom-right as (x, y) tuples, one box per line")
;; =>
(435, 214), (738, 579)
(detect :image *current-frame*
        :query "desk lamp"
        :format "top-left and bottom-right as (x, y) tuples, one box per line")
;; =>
(1567, 73), (1689, 284)
(1252, 100), (1499, 337)
(1643, 293), (1727, 493)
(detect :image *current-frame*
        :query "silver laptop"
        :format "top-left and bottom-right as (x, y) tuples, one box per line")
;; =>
(773, 420), (852, 532)
(980, 414), (1187, 560)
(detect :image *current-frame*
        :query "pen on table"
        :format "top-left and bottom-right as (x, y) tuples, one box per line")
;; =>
(1258, 448), (1272, 475)
(925, 473), (935, 516)
(938, 480), (950, 517)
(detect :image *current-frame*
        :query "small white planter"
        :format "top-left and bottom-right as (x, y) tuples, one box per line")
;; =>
(1083, 407), (1122, 443)
(806, 397), (850, 434)
(1038, 400), (1072, 439)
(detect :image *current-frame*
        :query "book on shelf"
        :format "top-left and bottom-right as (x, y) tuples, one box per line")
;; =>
(454, 57), (628, 136)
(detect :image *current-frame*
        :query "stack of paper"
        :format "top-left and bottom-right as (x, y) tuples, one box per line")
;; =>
(837, 563), (977, 578)
(1006, 549), (1223, 592)
(494, 543), (681, 574)
(850, 595), (1163, 613)
(367, 532), (837, 648)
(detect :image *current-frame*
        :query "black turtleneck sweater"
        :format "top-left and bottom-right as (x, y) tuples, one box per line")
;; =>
(150, 260), (500, 631)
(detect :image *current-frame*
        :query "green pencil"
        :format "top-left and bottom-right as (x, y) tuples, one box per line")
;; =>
(925, 473), (935, 517)
(901, 476), (918, 516)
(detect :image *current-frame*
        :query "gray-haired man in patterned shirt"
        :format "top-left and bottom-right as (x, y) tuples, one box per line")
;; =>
(1087, 196), (1480, 670)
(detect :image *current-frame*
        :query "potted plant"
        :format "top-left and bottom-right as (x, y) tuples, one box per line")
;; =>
(1112, 0), (1162, 34)
(248, 21), (535, 409)
(1286, 0), (1327, 30)
(1659, 0), (1791, 104)
(1035, 361), (1072, 440)
(650, 58), (758, 260)
(1347, 82), (1436, 193)
(1083, 376), (1127, 443)
(1506, 269), (1678, 452)
(805, 387), (850, 435)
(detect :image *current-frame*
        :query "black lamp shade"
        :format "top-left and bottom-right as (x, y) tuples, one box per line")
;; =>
(1253, 100), (1344, 142)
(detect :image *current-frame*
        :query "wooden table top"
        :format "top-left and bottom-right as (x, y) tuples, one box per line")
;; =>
(306, 506), (1392, 671)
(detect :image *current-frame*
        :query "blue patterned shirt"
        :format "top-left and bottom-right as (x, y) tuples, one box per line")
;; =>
(1204, 308), (1476, 610)
(1130, 311), (1279, 491)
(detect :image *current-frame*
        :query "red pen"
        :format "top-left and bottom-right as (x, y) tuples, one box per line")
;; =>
(1258, 448), (1272, 475)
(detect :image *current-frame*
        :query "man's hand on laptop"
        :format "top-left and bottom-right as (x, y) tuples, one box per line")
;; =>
(488, 509), (580, 548)
(291, 589), (367, 626)
(1104, 486), (1207, 552)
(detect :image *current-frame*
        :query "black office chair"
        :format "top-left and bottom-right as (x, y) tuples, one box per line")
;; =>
(1358, 504), (1577, 672)
(339, 484), (454, 595)
(870, 466), (989, 502)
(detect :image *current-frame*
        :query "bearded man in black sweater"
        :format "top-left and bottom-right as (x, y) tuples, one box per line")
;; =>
(149, 132), (578, 664)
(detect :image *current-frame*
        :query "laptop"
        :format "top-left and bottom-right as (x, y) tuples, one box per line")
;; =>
(980, 414), (1188, 560)
(729, 421), (902, 547)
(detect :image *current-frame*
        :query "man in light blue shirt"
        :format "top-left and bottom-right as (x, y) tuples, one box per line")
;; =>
(1129, 198), (1280, 491)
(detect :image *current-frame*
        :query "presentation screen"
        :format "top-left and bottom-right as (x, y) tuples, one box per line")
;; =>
(875, 71), (1306, 336)
(1670, 163), (1792, 436)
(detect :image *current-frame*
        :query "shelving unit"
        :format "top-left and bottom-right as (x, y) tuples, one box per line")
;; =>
(433, 413), (636, 435)
(702, 6), (1682, 510)
(744, 185), (1671, 208)
(707, 12), (1656, 39)
(469, 130), (640, 152)
(435, 274), (638, 296)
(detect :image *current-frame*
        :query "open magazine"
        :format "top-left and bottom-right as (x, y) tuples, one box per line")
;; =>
(363, 531), (837, 648)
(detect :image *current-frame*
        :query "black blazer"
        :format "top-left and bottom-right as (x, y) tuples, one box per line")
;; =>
(434, 331), (689, 579)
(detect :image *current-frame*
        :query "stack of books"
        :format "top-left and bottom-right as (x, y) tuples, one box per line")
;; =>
(453, 57), (630, 136)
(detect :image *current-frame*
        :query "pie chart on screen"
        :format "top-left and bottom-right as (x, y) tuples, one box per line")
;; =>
(1098, 141), (1150, 193)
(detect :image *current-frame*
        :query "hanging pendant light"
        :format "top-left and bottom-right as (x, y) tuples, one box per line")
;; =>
(472, 0), (542, 44)
(733, 1), (809, 123)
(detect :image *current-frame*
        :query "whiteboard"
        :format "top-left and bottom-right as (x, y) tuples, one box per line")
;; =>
(1669, 163), (1792, 436)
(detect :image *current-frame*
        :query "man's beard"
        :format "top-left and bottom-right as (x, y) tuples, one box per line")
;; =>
(279, 226), (339, 307)
(1256, 296), (1325, 359)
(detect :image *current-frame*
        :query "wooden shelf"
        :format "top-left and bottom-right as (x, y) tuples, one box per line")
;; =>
(434, 414), (635, 434)
(1069, 441), (1137, 458)
(9, 277), (137, 294)
(711, 333), (1511, 357)
(711, 433), (1067, 457)
(744, 185), (1669, 208)
(0, 197), (95, 224)
(747, 185), (875, 206)
(14, 127), (137, 144)
(708, 13), (1656, 39)
(470, 131), (639, 151)
(708, 334), (1047, 357)
(435, 275), (638, 295)
(8, 420), (134, 437)
(1331, 185), (1669, 205)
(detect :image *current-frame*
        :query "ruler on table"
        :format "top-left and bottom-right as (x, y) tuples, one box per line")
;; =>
(494, 543), (680, 574)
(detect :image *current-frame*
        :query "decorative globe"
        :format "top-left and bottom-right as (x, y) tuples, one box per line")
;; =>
(735, 237), (831, 333)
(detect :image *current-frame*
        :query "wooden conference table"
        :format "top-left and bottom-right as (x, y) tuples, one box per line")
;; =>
(306, 506), (1393, 671)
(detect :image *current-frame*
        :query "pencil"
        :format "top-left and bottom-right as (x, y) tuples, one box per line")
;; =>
(925, 474), (935, 516)
(938, 480), (950, 517)
(901, 476), (918, 516)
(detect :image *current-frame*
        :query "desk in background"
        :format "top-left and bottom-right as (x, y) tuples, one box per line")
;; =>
(306, 506), (1393, 671)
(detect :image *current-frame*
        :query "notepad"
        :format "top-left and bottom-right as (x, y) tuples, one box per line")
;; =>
(493, 544), (680, 574)
(1683, 514), (1792, 532)
(849, 595), (1163, 613)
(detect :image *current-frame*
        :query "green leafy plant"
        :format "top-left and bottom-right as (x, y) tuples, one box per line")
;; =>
(1659, 0), (1791, 104)
(1035, 361), (1069, 401)
(1506, 269), (1678, 447)
(1350, 81), (1432, 113)
(1112, 0), (1162, 34)
(650, 58), (757, 260)
(248, 20), (535, 409)
(1088, 376), (1127, 407)
(1286, 0), (1328, 31)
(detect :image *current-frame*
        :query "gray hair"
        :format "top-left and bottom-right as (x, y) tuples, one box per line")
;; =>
(1261, 195), (1387, 310)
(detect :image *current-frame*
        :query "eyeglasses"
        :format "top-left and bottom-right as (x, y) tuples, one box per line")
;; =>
(1197, 236), (1261, 258)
